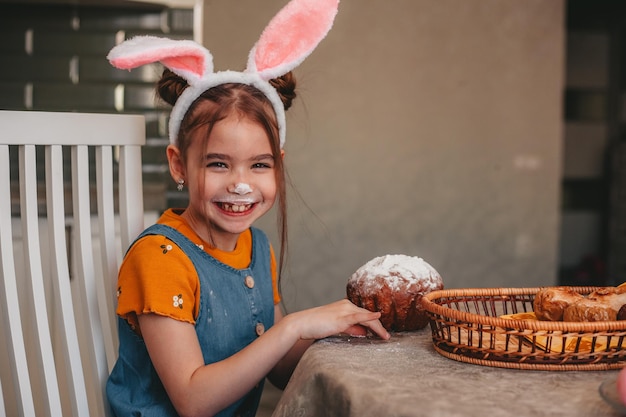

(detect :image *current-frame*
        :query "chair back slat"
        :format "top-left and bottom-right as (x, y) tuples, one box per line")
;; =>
(71, 145), (110, 415)
(19, 145), (64, 417)
(0, 144), (36, 417)
(0, 110), (145, 417)
(95, 146), (120, 370)
(44, 145), (91, 417)
(118, 145), (145, 251)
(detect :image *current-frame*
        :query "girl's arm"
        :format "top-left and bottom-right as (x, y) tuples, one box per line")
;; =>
(266, 303), (382, 389)
(266, 306), (312, 389)
(139, 299), (389, 417)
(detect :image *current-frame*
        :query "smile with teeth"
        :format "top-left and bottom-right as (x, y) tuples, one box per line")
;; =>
(218, 202), (253, 213)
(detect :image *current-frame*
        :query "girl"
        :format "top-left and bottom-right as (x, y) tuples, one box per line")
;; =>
(106, 1), (389, 416)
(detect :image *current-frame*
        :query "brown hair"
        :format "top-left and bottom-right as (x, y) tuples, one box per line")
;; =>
(157, 68), (296, 288)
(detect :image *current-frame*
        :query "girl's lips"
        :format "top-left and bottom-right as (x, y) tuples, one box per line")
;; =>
(212, 195), (259, 205)
(212, 193), (261, 214)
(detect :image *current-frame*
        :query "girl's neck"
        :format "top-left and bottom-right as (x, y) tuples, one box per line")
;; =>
(180, 209), (239, 252)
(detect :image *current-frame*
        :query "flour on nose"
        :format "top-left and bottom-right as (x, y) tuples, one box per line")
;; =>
(233, 183), (252, 195)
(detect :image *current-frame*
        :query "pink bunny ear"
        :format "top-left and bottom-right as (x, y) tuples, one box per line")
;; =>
(248, 0), (339, 80)
(107, 36), (213, 84)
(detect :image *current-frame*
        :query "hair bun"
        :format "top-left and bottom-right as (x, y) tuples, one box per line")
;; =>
(157, 68), (189, 106)
(269, 71), (297, 111)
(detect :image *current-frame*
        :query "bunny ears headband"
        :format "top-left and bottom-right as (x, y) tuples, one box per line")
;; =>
(107, 0), (339, 149)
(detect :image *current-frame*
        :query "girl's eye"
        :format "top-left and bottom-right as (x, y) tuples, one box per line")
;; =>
(252, 162), (272, 169)
(207, 161), (228, 169)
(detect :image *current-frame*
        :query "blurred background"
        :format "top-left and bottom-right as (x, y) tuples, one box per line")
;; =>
(1, 0), (624, 316)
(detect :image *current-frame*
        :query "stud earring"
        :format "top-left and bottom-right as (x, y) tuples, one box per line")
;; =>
(177, 179), (184, 191)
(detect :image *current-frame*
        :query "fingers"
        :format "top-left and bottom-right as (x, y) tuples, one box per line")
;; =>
(342, 324), (369, 337)
(295, 299), (391, 341)
(343, 303), (390, 340)
(343, 322), (390, 340)
(360, 318), (391, 340)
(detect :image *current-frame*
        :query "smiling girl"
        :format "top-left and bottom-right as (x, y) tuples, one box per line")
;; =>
(105, 1), (389, 416)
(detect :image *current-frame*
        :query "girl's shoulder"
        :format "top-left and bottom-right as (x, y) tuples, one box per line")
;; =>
(122, 231), (197, 275)
(117, 228), (200, 325)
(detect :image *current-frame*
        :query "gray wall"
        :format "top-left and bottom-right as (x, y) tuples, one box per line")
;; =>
(201, 0), (565, 311)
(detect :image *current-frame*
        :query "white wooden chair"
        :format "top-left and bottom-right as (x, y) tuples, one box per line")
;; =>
(0, 110), (146, 417)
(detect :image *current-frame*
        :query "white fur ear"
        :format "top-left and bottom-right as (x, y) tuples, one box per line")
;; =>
(107, 36), (213, 84)
(247, 0), (339, 80)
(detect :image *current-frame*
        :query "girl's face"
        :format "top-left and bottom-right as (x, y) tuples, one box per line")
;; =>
(174, 114), (279, 251)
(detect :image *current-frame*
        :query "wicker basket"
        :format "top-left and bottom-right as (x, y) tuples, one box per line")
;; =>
(421, 287), (626, 371)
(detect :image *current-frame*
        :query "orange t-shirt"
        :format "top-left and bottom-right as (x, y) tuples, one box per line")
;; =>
(116, 208), (281, 332)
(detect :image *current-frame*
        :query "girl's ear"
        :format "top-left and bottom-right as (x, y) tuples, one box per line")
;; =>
(166, 144), (186, 184)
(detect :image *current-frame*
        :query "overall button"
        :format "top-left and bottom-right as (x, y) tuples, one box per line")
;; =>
(255, 322), (265, 336)
(244, 275), (255, 289)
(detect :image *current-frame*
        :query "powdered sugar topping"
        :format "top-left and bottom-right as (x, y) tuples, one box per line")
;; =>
(348, 254), (442, 294)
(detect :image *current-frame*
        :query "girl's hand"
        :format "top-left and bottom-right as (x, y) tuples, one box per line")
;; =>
(288, 299), (390, 341)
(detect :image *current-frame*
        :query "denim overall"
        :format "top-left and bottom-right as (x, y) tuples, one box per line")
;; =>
(107, 224), (275, 417)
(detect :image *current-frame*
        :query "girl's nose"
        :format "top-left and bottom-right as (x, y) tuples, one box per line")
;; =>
(229, 182), (253, 195)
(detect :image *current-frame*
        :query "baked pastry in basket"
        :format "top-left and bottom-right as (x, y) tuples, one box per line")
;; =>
(562, 298), (616, 322)
(346, 254), (443, 331)
(533, 287), (584, 321)
(534, 286), (626, 322)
